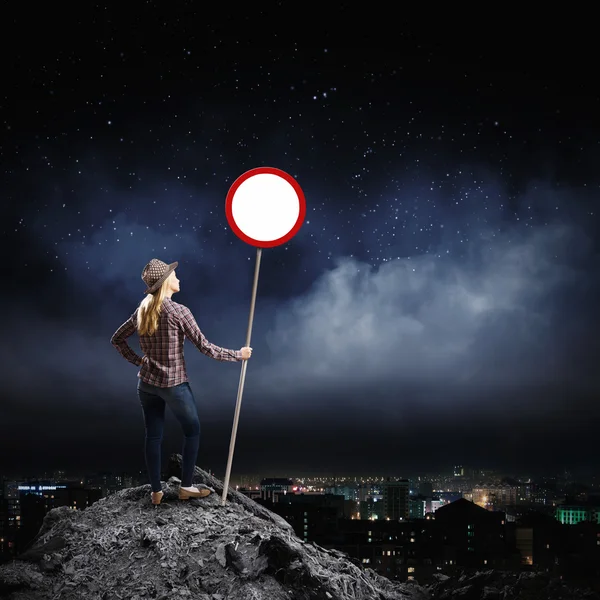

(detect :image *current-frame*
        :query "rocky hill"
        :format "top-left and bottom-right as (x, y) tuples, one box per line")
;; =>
(0, 454), (597, 600)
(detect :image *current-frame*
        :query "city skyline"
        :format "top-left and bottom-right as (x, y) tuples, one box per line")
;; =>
(2, 462), (597, 489)
(3, 10), (600, 479)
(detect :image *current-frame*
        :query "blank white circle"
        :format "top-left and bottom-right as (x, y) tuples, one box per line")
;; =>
(231, 173), (300, 242)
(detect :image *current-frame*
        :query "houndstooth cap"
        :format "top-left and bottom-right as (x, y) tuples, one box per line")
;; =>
(141, 258), (178, 295)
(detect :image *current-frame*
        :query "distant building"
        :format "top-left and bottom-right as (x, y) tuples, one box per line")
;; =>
(360, 496), (385, 521)
(259, 478), (294, 503)
(409, 497), (426, 519)
(325, 485), (359, 502)
(411, 493), (447, 517)
(382, 479), (409, 521)
(0, 481), (21, 559)
(556, 502), (600, 525)
(276, 493), (347, 543)
(511, 509), (600, 580)
(453, 465), (465, 477)
(434, 498), (517, 569)
(472, 485), (517, 510)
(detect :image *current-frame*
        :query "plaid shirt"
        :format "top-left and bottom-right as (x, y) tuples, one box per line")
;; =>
(111, 297), (242, 387)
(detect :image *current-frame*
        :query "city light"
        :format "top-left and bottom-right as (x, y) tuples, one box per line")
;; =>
(17, 485), (66, 491)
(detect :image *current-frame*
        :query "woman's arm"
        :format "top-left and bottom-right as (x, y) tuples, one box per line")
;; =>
(110, 313), (144, 366)
(178, 305), (242, 362)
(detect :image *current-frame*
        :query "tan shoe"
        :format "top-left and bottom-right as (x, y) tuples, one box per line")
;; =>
(179, 485), (212, 500)
(151, 490), (164, 506)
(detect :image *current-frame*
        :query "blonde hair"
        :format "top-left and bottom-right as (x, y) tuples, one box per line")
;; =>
(137, 274), (172, 336)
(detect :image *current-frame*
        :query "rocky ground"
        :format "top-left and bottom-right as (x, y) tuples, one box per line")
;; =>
(0, 454), (597, 600)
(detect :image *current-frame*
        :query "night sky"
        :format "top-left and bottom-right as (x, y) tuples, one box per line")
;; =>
(3, 7), (599, 480)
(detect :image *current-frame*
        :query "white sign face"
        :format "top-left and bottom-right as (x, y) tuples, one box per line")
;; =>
(232, 173), (300, 242)
(225, 167), (306, 248)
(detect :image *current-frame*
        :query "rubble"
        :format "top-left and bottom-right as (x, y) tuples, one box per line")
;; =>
(0, 454), (597, 600)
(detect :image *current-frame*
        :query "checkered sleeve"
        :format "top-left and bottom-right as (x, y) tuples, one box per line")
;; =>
(110, 312), (144, 367)
(178, 305), (242, 362)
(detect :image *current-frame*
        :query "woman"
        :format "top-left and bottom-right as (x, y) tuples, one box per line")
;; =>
(110, 258), (252, 506)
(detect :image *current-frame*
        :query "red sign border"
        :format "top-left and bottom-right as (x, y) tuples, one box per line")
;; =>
(225, 167), (306, 248)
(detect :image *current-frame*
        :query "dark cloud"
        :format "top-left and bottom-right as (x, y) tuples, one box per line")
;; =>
(253, 223), (593, 403)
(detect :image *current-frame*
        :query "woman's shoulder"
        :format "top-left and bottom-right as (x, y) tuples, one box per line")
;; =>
(163, 297), (188, 314)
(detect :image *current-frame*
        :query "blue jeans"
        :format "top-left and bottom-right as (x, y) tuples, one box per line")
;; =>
(137, 380), (201, 492)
